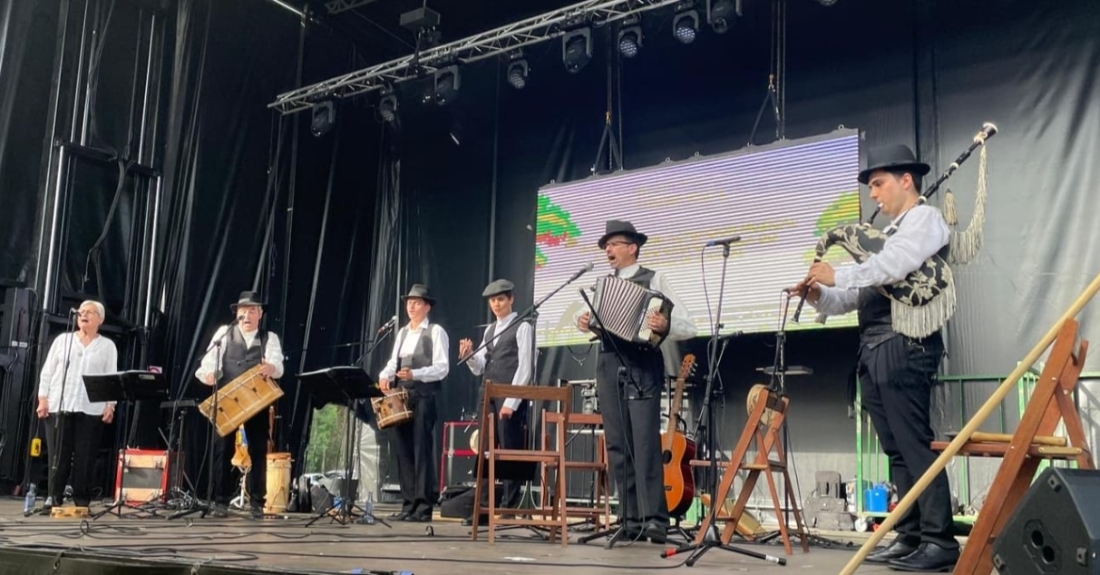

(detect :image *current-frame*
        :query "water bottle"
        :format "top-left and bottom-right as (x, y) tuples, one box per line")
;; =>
(23, 483), (37, 516)
(363, 491), (376, 525)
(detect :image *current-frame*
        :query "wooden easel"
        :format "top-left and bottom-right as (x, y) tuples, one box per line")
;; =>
(691, 384), (809, 555)
(932, 318), (1093, 575)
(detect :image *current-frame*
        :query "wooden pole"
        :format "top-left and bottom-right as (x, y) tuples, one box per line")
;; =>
(839, 270), (1100, 575)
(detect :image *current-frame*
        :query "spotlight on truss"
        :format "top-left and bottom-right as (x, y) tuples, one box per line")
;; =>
(706, 0), (740, 34)
(310, 101), (335, 137)
(562, 28), (592, 73)
(430, 65), (460, 105)
(617, 24), (642, 58)
(378, 88), (398, 122)
(673, 9), (699, 44)
(506, 58), (529, 89)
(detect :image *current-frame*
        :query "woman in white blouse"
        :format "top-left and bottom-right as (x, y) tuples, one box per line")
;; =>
(36, 300), (117, 508)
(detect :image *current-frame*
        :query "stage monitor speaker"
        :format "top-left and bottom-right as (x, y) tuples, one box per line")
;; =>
(992, 467), (1100, 574)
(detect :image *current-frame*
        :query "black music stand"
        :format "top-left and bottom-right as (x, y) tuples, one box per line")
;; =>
(298, 366), (389, 528)
(84, 370), (169, 519)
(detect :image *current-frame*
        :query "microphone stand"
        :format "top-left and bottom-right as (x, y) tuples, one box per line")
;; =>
(574, 286), (651, 549)
(169, 323), (236, 521)
(44, 310), (80, 511)
(662, 243), (786, 566)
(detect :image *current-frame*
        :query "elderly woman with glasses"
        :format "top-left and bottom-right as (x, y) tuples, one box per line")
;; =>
(36, 300), (118, 509)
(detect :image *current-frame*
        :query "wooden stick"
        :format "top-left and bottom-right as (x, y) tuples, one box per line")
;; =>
(839, 270), (1100, 575)
(969, 431), (1067, 447)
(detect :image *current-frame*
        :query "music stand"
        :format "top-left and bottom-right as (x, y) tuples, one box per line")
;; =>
(84, 370), (169, 519)
(298, 366), (389, 528)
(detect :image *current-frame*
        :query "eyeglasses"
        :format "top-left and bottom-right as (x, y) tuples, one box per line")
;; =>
(604, 240), (634, 247)
(76, 310), (99, 317)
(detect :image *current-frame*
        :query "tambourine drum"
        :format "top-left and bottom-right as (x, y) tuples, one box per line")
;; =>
(198, 364), (284, 438)
(371, 389), (413, 429)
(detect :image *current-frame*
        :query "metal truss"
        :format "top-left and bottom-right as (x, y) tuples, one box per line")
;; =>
(270, 0), (683, 114)
(324, 0), (385, 14)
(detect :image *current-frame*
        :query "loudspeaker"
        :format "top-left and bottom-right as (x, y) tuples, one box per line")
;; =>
(993, 467), (1100, 574)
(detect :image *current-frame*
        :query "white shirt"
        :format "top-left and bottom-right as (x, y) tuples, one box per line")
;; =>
(813, 204), (951, 316)
(613, 263), (698, 341)
(38, 332), (118, 416)
(466, 312), (534, 410)
(194, 325), (285, 383)
(379, 319), (450, 383)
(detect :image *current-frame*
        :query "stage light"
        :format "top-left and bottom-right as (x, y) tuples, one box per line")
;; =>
(562, 28), (592, 73)
(673, 10), (699, 44)
(431, 65), (460, 105)
(706, 0), (739, 34)
(617, 25), (642, 58)
(506, 59), (529, 89)
(816, 0), (838, 5)
(310, 101), (335, 137)
(378, 89), (397, 123)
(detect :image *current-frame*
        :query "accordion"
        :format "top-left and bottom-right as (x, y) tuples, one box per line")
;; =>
(590, 275), (674, 348)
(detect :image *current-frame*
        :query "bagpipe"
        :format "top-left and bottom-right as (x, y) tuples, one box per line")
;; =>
(793, 123), (997, 338)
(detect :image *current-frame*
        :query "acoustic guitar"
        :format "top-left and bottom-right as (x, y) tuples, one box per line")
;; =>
(661, 354), (697, 516)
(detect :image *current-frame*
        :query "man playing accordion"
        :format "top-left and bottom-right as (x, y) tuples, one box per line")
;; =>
(790, 145), (959, 572)
(577, 220), (696, 544)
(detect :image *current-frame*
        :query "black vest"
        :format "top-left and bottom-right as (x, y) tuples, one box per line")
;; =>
(483, 318), (520, 384)
(219, 327), (268, 385)
(393, 324), (440, 396)
(856, 288), (897, 349)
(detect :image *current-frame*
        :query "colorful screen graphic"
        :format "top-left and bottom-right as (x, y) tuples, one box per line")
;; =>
(534, 131), (861, 347)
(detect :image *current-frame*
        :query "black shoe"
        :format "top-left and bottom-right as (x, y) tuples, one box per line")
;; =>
(210, 504), (229, 519)
(887, 542), (959, 572)
(250, 505), (264, 520)
(389, 511), (411, 520)
(867, 538), (920, 563)
(641, 521), (669, 544)
(404, 513), (432, 522)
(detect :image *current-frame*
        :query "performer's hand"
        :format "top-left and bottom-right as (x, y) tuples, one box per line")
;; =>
(499, 405), (515, 419)
(397, 367), (413, 381)
(646, 311), (669, 334)
(807, 262), (836, 287)
(380, 378), (392, 391)
(202, 373), (215, 386)
(786, 280), (822, 304)
(577, 312), (591, 332)
(458, 338), (473, 360)
(36, 399), (49, 419)
(257, 362), (276, 378)
(102, 404), (115, 424)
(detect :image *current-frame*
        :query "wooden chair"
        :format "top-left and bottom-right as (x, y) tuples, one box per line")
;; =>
(540, 412), (612, 530)
(471, 382), (572, 546)
(690, 384), (809, 555)
(932, 319), (1093, 575)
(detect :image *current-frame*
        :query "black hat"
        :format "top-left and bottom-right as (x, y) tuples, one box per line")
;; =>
(401, 284), (436, 305)
(230, 291), (265, 310)
(858, 144), (931, 185)
(597, 220), (648, 249)
(482, 279), (515, 298)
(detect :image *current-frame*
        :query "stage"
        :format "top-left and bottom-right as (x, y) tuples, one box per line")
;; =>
(0, 499), (910, 575)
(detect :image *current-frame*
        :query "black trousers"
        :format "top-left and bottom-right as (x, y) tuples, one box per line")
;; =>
(391, 390), (438, 517)
(45, 412), (103, 507)
(596, 346), (669, 528)
(858, 333), (957, 549)
(476, 392), (529, 510)
(212, 411), (269, 508)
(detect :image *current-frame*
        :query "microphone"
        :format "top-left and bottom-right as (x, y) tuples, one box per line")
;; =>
(705, 235), (742, 247)
(68, 308), (80, 316)
(376, 315), (398, 335)
(718, 330), (744, 340)
(568, 262), (595, 283)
